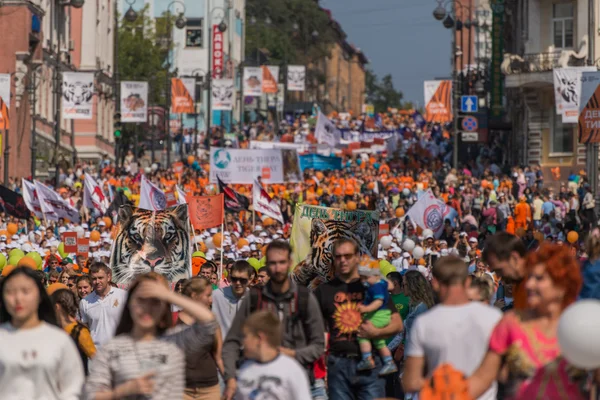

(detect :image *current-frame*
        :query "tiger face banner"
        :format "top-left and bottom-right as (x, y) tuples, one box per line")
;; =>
(423, 80), (451, 123)
(211, 79), (234, 111)
(62, 72), (94, 120)
(171, 77), (195, 114)
(287, 65), (305, 91)
(109, 204), (191, 284)
(290, 204), (380, 289)
(243, 67), (263, 97)
(553, 67), (596, 123)
(121, 81), (148, 122)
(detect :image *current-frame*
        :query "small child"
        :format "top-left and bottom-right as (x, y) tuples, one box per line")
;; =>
(356, 258), (398, 375)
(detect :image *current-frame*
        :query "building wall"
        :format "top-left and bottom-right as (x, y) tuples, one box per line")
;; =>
(322, 42), (366, 116)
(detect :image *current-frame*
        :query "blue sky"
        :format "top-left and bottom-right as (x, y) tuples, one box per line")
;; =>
(320, 0), (452, 106)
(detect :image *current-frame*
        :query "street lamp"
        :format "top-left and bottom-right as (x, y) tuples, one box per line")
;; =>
(124, 2), (138, 23)
(70, 0), (85, 8)
(432, 1), (447, 20)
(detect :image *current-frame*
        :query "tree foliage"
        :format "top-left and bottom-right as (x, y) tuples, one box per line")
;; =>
(365, 69), (404, 113)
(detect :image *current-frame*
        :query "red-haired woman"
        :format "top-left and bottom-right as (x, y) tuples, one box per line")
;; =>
(468, 242), (586, 399)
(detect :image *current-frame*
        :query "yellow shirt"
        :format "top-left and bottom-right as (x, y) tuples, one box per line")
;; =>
(64, 321), (96, 359)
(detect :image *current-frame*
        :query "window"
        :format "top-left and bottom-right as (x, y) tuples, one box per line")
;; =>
(551, 107), (574, 154)
(186, 28), (203, 48)
(552, 3), (574, 49)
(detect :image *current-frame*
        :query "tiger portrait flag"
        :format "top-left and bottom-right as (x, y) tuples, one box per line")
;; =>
(186, 194), (224, 230)
(289, 204), (380, 288)
(253, 179), (283, 224)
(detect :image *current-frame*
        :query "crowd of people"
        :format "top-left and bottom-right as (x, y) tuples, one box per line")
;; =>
(0, 110), (599, 399)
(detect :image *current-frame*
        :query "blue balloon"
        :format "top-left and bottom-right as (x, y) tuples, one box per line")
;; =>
(356, 158), (362, 165)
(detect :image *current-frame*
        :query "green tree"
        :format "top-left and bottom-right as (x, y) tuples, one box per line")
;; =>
(365, 69), (404, 113)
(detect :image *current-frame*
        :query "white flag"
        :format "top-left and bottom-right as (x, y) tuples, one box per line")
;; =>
(83, 172), (109, 214)
(406, 190), (456, 238)
(253, 179), (283, 224)
(553, 67), (596, 123)
(176, 185), (187, 205)
(21, 179), (44, 219)
(315, 111), (341, 147)
(34, 180), (80, 222)
(139, 175), (167, 210)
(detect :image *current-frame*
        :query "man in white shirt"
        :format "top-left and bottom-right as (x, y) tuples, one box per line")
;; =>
(79, 262), (127, 348)
(402, 256), (501, 400)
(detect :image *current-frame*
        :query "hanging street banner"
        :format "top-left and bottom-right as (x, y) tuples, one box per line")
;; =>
(121, 81), (148, 122)
(290, 204), (380, 288)
(212, 24), (225, 78)
(62, 72), (94, 120)
(171, 77), (195, 114)
(553, 67), (596, 123)
(0, 74), (9, 129)
(287, 65), (305, 91)
(243, 67), (263, 97)
(578, 71), (600, 143)
(210, 147), (301, 184)
(423, 80), (452, 123)
(262, 65), (279, 94)
(211, 79), (234, 111)
(490, 0), (505, 118)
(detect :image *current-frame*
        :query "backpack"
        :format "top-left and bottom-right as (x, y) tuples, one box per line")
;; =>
(419, 364), (473, 400)
(70, 322), (90, 375)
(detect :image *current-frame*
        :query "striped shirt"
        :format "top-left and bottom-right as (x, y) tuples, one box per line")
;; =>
(84, 321), (217, 399)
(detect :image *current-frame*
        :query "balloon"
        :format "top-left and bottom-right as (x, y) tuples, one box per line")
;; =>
(198, 242), (207, 253)
(402, 188), (410, 197)
(102, 216), (113, 228)
(558, 300), (600, 369)
(346, 201), (357, 210)
(395, 208), (405, 218)
(9, 249), (24, 260)
(213, 233), (223, 248)
(402, 239), (416, 252)
(412, 246), (425, 259)
(1, 265), (15, 276)
(8, 255), (22, 268)
(381, 265), (396, 277)
(567, 231), (579, 244)
(58, 242), (68, 258)
(418, 258), (427, 266)
(17, 256), (37, 270)
(259, 256), (266, 267)
(192, 251), (206, 258)
(26, 252), (43, 269)
(151, 163), (159, 172)
(237, 238), (249, 250)
(6, 223), (17, 235)
(380, 236), (393, 250)
(0, 253), (5, 269)
(205, 237), (215, 250)
(90, 231), (101, 242)
(422, 229), (434, 239)
(74, 226), (85, 239)
(247, 258), (261, 271)
(187, 155), (195, 164)
(263, 217), (275, 227)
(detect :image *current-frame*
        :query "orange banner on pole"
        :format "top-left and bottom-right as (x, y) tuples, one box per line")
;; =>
(261, 66), (279, 94)
(0, 98), (9, 130)
(423, 80), (452, 123)
(186, 193), (224, 230)
(579, 84), (600, 143)
(171, 78), (194, 114)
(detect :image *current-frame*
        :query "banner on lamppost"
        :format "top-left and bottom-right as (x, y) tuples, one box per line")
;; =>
(578, 71), (600, 143)
(0, 74), (10, 129)
(423, 80), (452, 123)
(120, 81), (148, 122)
(287, 65), (305, 91)
(553, 67), (596, 123)
(243, 67), (263, 97)
(171, 77), (195, 114)
(211, 79), (234, 111)
(62, 72), (94, 120)
(212, 25), (224, 78)
(262, 66), (279, 94)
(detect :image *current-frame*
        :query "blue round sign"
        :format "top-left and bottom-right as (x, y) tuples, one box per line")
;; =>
(462, 116), (478, 132)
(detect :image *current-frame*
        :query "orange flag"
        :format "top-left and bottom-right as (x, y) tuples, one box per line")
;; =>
(186, 193), (224, 230)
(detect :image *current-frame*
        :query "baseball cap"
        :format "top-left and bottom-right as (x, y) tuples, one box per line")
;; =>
(469, 237), (478, 244)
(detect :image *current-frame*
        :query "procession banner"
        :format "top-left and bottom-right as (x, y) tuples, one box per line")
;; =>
(287, 65), (305, 91)
(62, 72), (94, 120)
(0, 74), (10, 129)
(120, 81), (148, 122)
(210, 147), (301, 184)
(77, 238), (89, 258)
(578, 71), (600, 143)
(340, 128), (397, 142)
(109, 204), (191, 284)
(290, 204), (380, 287)
(553, 67), (596, 123)
(186, 194), (224, 230)
(298, 154), (343, 171)
(138, 175), (167, 210)
(176, 185), (187, 204)
(22, 178), (44, 219)
(217, 177), (249, 212)
(253, 179), (284, 224)
(406, 190), (457, 238)
(211, 79), (234, 111)
(0, 184), (30, 219)
(34, 180), (80, 222)
(423, 80), (452, 123)
(62, 232), (77, 253)
(171, 77), (195, 113)
(315, 111), (341, 147)
(262, 66), (279, 94)
(243, 67), (263, 96)
(83, 172), (109, 214)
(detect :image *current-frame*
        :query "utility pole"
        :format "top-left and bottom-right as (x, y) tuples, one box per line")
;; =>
(114, 0), (120, 168)
(452, 1), (459, 170)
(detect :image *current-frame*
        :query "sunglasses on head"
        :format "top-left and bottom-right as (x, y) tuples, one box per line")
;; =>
(230, 277), (249, 285)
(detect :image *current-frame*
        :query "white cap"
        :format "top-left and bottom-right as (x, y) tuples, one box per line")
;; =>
(402, 252), (411, 258)
(468, 237), (478, 243)
(84, 232), (91, 238)
(58, 227), (67, 234)
(82, 223), (89, 229)
(210, 228), (218, 234)
(98, 221), (106, 226)
(259, 232), (268, 237)
(240, 246), (251, 252)
(254, 225), (263, 232)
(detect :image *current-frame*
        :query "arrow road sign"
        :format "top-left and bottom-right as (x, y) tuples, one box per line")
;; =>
(461, 95), (478, 113)
(462, 116), (478, 132)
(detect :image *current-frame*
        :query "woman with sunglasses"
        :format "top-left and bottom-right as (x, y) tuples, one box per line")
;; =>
(0, 267), (84, 399)
(85, 272), (216, 400)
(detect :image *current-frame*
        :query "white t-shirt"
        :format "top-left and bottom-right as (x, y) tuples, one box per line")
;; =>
(0, 322), (84, 400)
(80, 287), (128, 348)
(406, 302), (502, 400)
(235, 354), (312, 400)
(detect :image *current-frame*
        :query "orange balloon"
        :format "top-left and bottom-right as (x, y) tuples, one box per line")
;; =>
(187, 155), (195, 164)
(1, 265), (15, 276)
(396, 208), (405, 217)
(103, 216), (113, 228)
(0, 230), (8, 237)
(90, 231), (101, 242)
(567, 231), (579, 244)
(7, 223), (17, 236)
(17, 256), (37, 270)
(213, 233), (223, 248)
(237, 238), (249, 250)
(263, 217), (275, 227)
(347, 201), (357, 210)
(367, 182), (375, 190)
(198, 242), (207, 253)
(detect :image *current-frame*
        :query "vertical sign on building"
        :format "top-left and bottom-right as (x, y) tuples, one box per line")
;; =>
(212, 25), (224, 78)
(490, 0), (505, 118)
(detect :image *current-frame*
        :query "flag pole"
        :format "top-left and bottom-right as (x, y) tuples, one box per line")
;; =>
(219, 221), (224, 283)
